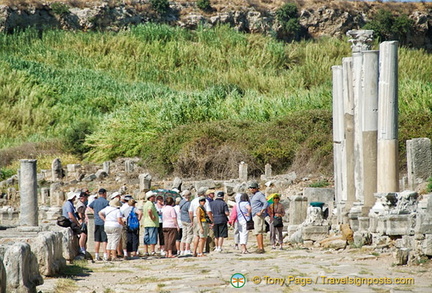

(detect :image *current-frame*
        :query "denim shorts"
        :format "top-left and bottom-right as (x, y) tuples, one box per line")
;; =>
(144, 227), (158, 245)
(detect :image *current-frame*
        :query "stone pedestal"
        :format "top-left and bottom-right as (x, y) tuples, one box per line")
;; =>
(407, 138), (432, 190)
(125, 160), (134, 173)
(40, 188), (50, 206)
(239, 162), (248, 182)
(288, 196), (308, 225)
(139, 173), (152, 191)
(302, 226), (329, 242)
(386, 215), (411, 236)
(103, 161), (111, 174)
(19, 159), (38, 227)
(87, 213), (95, 254)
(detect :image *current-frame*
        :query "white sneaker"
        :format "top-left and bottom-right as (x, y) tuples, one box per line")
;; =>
(214, 248), (221, 252)
(160, 250), (166, 256)
(184, 250), (192, 256)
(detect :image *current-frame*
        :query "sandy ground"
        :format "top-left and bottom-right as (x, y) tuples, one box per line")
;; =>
(37, 233), (432, 293)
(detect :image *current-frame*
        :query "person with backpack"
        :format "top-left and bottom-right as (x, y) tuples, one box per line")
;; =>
(121, 197), (142, 259)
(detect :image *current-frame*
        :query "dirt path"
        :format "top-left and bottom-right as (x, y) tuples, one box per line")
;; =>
(38, 235), (432, 293)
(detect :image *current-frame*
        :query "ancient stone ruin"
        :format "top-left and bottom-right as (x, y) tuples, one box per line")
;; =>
(0, 29), (431, 292)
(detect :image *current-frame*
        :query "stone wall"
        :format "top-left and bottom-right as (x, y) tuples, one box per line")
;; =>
(0, 2), (431, 51)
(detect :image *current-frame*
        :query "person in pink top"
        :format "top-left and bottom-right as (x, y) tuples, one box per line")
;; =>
(161, 196), (179, 258)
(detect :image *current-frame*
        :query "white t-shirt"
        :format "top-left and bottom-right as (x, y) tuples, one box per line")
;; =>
(174, 205), (183, 228)
(188, 197), (212, 217)
(100, 206), (123, 228)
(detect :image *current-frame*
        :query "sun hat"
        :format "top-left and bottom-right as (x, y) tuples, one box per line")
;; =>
(110, 192), (121, 200)
(197, 187), (208, 195)
(109, 198), (122, 208)
(146, 191), (155, 200)
(124, 195), (133, 201)
(181, 190), (191, 197)
(198, 196), (206, 201)
(205, 189), (215, 195)
(67, 191), (79, 200)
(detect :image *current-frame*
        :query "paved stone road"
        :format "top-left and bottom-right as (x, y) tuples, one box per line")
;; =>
(38, 236), (432, 293)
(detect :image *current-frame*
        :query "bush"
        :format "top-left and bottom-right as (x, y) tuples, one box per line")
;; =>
(51, 2), (70, 15)
(150, 0), (170, 14)
(363, 9), (414, 45)
(197, 0), (212, 11)
(275, 3), (301, 41)
(427, 177), (432, 193)
(0, 168), (15, 181)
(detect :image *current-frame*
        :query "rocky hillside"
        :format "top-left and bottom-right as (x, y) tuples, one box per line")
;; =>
(0, 0), (431, 50)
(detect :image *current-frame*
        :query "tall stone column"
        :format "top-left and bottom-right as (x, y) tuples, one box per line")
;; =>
(352, 52), (364, 203)
(19, 159), (38, 226)
(377, 41), (399, 193)
(342, 57), (355, 214)
(332, 65), (344, 206)
(361, 50), (379, 215)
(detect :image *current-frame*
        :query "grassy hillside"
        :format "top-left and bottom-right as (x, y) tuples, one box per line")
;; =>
(0, 24), (431, 179)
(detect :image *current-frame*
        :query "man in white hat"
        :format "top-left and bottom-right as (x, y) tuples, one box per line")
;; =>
(62, 191), (81, 235)
(142, 191), (159, 256)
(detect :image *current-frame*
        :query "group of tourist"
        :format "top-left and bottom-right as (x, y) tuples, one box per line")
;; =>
(61, 181), (285, 261)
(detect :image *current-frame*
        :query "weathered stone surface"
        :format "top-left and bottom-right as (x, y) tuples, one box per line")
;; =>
(27, 232), (66, 277)
(95, 169), (108, 180)
(407, 138), (432, 191)
(0, 258), (5, 293)
(320, 236), (347, 249)
(288, 195), (308, 225)
(302, 225), (329, 241)
(1, 242), (43, 293)
(423, 234), (432, 256)
(139, 173), (152, 191)
(415, 212), (432, 234)
(386, 214), (415, 236)
(394, 248), (411, 265)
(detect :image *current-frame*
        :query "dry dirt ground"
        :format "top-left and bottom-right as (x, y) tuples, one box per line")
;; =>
(37, 234), (432, 293)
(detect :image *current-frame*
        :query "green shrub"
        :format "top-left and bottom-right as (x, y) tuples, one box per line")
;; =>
(150, 0), (170, 14)
(275, 3), (301, 40)
(363, 9), (414, 45)
(51, 2), (70, 15)
(0, 168), (15, 180)
(197, 0), (212, 11)
(309, 180), (330, 188)
(427, 177), (432, 193)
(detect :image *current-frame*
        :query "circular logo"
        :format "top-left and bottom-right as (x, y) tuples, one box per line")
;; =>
(230, 273), (246, 288)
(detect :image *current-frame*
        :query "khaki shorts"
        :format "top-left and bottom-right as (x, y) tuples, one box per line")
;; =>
(193, 218), (209, 238)
(253, 214), (266, 235)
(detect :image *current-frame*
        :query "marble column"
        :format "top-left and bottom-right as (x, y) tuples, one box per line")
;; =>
(361, 50), (379, 215)
(377, 41), (399, 193)
(332, 65), (344, 207)
(342, 57), (356, 214)
(19, 159), (38, 226)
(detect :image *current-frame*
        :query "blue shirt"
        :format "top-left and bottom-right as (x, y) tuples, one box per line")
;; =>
(210, 198), (229, 224)
(179, 198), (191, 223)
(62, 200), (77, 220)
(250, 191), (268, 217)
(89, 197), (109, 225)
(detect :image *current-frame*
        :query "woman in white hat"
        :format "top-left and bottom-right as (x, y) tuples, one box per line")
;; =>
(99, 198), (124, 261)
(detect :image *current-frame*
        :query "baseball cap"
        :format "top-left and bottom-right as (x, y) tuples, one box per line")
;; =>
(248, 182), (259, 189)
(98, 188), (107, 194)
(216, 191), (225, 198)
